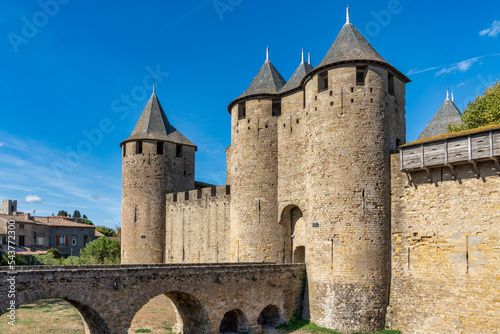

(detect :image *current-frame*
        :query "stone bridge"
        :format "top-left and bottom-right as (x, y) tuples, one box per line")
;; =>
(0, 263), (305, 334)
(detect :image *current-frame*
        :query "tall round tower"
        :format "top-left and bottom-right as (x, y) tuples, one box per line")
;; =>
(227, 49), (287, 262)
(120, 90), (196, 264)
(302, 8), (410, 332)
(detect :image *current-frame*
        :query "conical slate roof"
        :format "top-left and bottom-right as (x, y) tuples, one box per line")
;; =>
(238, 59), (286, 99)
(280, 61), (314, 93)
(122, 92), (196, 148)
(417, 94), (463, 140)
(318, 22), (387, 68)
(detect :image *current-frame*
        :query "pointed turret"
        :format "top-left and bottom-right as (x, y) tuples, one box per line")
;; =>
(316, 7), (410, 83)
(237, 48), (286, 99)
(121, 92), (195, 148)
(417, 89), (463, 140)
(281, 49), (314, 92)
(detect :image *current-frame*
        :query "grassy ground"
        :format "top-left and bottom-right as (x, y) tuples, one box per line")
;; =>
(0, 297), (399, 334)
(0, 298), (84, 334)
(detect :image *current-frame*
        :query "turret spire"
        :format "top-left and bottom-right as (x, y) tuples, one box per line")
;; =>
(266, 47), (269, 61)
(446, 88), (450, 100)
(346, 5), (350, 24)
(308, 52), (311, 65)
(153, 76), (156, 94)
(301, 49), (305, 63)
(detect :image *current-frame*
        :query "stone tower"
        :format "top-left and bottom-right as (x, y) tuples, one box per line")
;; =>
(228, 48), (286, 262)
(300, 9), (410, 332)
(120, 90), (196, 264)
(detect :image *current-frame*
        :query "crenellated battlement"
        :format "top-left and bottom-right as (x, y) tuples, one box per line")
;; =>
(166, 185), (230, 203)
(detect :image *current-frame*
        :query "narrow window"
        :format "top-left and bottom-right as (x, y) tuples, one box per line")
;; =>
(19, 235), (25, 247)
(272, 99), (281, 117)
(318, 72), (328, 93)
(388, 73), (395, 96)
(123, 144), (126, 157)
(72, 236), (77, 246)
(176, 144), (182, 158)
(136, 141), (143, 154)
(157, 141), (163, 155)
(356, 66), (367, 86)
(396, 138), (402, 147)
(238, 102), (246, 120)
(84, 235), (88, 245)
(134, 206), (138, 223)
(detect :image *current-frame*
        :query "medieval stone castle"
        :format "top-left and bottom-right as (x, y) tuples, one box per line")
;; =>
(119, 8), (500, 334)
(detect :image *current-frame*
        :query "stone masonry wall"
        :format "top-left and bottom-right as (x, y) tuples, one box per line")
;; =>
(388, 155), (500, 333)
(165, 186), (231, 263)
(121, 140), (195, 264)
(301, 64), (402, 333)
(229, 99), (283, 263)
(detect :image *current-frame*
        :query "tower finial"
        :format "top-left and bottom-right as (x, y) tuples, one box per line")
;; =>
(451, 86), (454, 102)
(346, 5), (350, 24)
(153, 76), (156, 94)
(301, 49), (304, 63)
(308, 52), (311, 65)
(446, 87), (450, 100)
(266, 47), (269, 61)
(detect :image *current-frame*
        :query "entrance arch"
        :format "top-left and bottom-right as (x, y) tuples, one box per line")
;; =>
(219, 309), (248, 333)
(130, 291), (211, 334)
(257, 304), (283, 327)
(280, 205), (305, 263)
(0, 298), (108, 334)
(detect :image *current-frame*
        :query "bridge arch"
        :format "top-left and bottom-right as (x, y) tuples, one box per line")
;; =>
(0, 296), (109, 334)
(258, 304), (283, 327)
(219, 309), (248, 333)
(131, 290), (211, 334)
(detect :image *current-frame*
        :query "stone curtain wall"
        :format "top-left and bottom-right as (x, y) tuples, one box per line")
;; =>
(165, 186), (231, 263)
(0, 263), (305, 334)
(389, 155), (500, 333)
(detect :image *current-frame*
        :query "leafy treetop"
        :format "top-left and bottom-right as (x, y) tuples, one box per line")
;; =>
(450, 80), (500, 132)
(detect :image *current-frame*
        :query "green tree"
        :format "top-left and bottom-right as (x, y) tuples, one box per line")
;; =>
(79, 237), (120, 264)
(73, 210), (81, 218)
(96, 226), (115, 237)
(83, 218), (94, 225)
(57, 210), (68, 217)
(0, 253), (27, 266)
(450, 81), (500, 132)
(46, 248), (62, 259)
(33, 252), (62, 265)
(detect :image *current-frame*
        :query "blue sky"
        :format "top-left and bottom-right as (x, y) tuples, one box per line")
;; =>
(0, 0), (499, 228)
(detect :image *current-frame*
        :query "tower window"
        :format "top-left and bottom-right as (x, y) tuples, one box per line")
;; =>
(123, 144), (126, 157)
(176, 144), (182, 157)
(238, 102), (246, 120)
(356, 66), (367, 86)
(318, 72), (328, 93)
(388, 73), (395, 96)
(272, 99), (281, 117)
(136, 141), (143, 154)
(157, 141), (163, 155)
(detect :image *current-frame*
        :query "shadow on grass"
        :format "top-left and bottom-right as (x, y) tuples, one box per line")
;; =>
(276, 319), (400, 334)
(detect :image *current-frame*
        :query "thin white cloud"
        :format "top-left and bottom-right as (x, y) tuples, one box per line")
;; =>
(406, 54), (500, 76)
(479, 20), (500, 38)
(0, 142), (4, 147)
(25, 195), (43, 203)
(435, 58), (479, 76)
